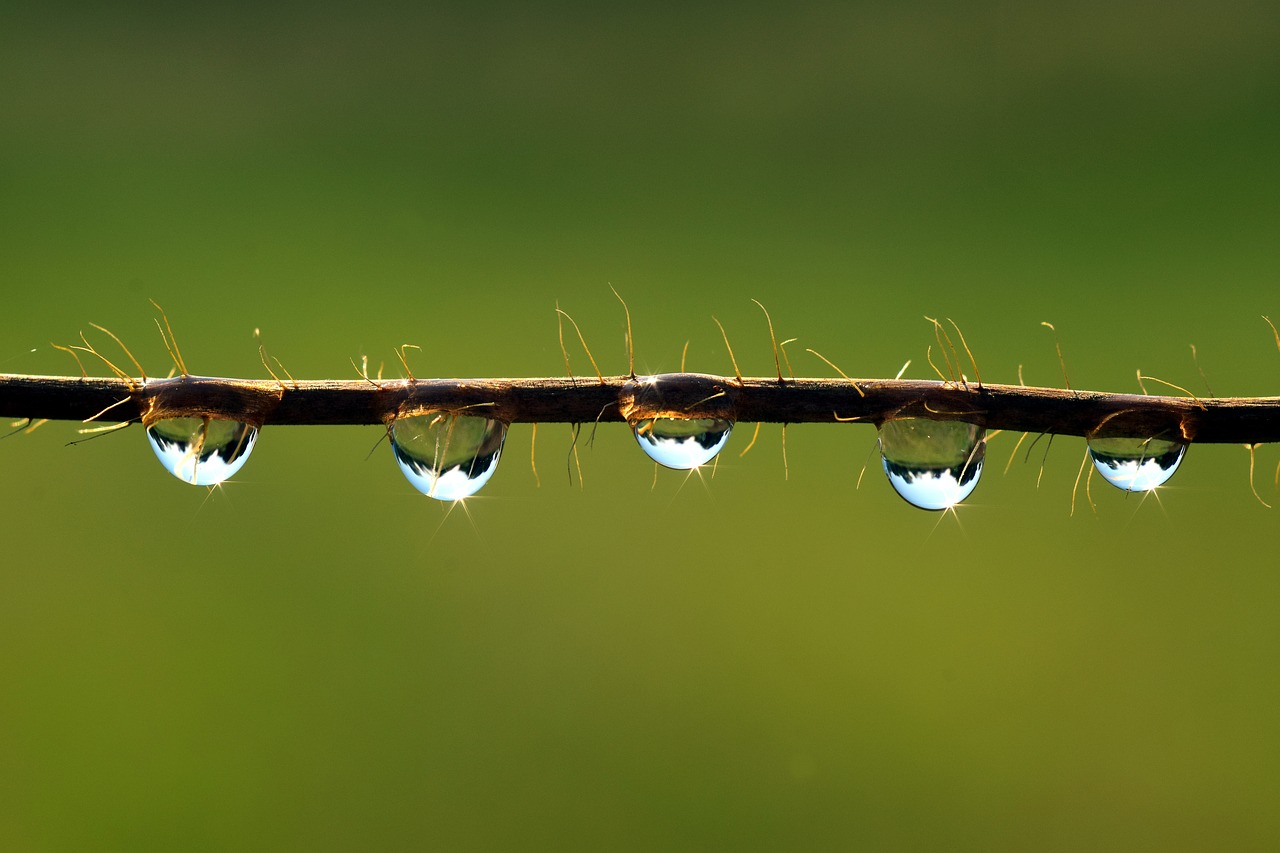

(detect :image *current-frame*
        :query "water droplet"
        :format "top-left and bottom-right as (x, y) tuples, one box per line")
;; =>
(879, 418), (985, 511)
(1087, 436), (1187, 492)
(391, 412), (507, 500)
(632, 417), (733, 470)
(146, 416), (258, 486)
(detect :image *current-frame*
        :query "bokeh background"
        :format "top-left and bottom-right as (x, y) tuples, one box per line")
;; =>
(3, 3), (1279, 849)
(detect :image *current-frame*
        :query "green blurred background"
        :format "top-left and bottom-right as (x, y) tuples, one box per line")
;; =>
(3, 2), (1279, 849)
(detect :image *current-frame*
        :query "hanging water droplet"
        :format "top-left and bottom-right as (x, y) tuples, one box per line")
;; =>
(391, 412), (507, 500)
(146, 416), (259, 486)
(1087, 436), (1187, 492)
(879, 418), (985, 511)
(632, 416), (733, 470)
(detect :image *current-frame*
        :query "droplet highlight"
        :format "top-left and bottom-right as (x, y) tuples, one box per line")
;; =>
(391, 412), (507, 500)
(632, 417), (733, 470)
(1087, 436), (1187, 492)
(146, 416), (259, 486)
(879, 418), (985, 511)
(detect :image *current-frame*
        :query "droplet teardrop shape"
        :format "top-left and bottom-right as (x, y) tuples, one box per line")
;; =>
(1087, 436), (1187, 492)
(390, 412), (507, 500)
(146, 416), (259, 486)
(878, 418), (985, 511)
(632, 416), (733, 470)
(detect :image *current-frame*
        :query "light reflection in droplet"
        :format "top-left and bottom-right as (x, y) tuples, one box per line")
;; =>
(632, 416), (733, 470)
(1087, 436), (1187, 492)
(146, 416), (258, 486)
(878, 418), (985, 511)
(391, 412), (507, 501)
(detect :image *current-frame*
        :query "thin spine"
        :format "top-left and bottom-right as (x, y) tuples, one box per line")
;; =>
(738, 421), (762, 458)
(1136, 373), (1207, 410)
(1004, 432), (1030, 476)
(1041, 322), (1073, 394)
(71, 334), (135, 388)
(924, 316), (962, 387)
(751, 299), (784, 382)
(778, 339), (796, 379)
(150, 300), (188, 377)
(1070, 447), (1091, 517)
(395, 345), (421, 382)
(567, 423), (584, 489)
(530, 422), (541, 488)
(51, 343), (87, 377)
(259, 347), (289, 392)
(712, 317), (744, 385)
(1035, 434), (1055, 488)
(555, 307), (604, 384)
(804, 348), (865, 397)
(926, 346), (948, 383)
(948, 319), (982, 388)
(1190, 344), (1215, 397)
(89, 324), (147, 381)
(611, 286), (635, 379)
(780, 423), (789, 480)
(1246, 444), (1272, 508)
(351, 355), (382, 389)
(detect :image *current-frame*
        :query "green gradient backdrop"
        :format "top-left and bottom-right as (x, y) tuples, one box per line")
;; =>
(3, 3), (1279, 850)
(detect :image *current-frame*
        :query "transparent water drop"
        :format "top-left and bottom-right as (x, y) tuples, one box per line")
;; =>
(1087, 436), (1187, 492)
(391, 412), (507, 500)
(632, 416), (733, 470)
(146, 416), (258, 486)
(879, 418), (985, 511)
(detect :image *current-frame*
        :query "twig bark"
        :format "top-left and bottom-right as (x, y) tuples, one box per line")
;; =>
(2, 373), (1278, 443)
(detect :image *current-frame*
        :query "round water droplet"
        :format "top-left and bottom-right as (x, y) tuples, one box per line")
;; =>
(632, 417), (733, 470)
(1087, 436), (1186, 492)
(879, 418), (985, 511)
(391, 412), (507, 501)
(146, 416), (259, 486)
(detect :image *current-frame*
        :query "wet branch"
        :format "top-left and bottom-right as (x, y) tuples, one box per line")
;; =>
(2, 372), (1278, 444)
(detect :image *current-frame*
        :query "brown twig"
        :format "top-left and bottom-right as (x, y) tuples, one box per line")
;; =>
(1, 372), (1278, 443)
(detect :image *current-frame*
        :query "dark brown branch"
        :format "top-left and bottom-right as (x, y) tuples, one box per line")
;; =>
(2, 372), (1278, 443)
